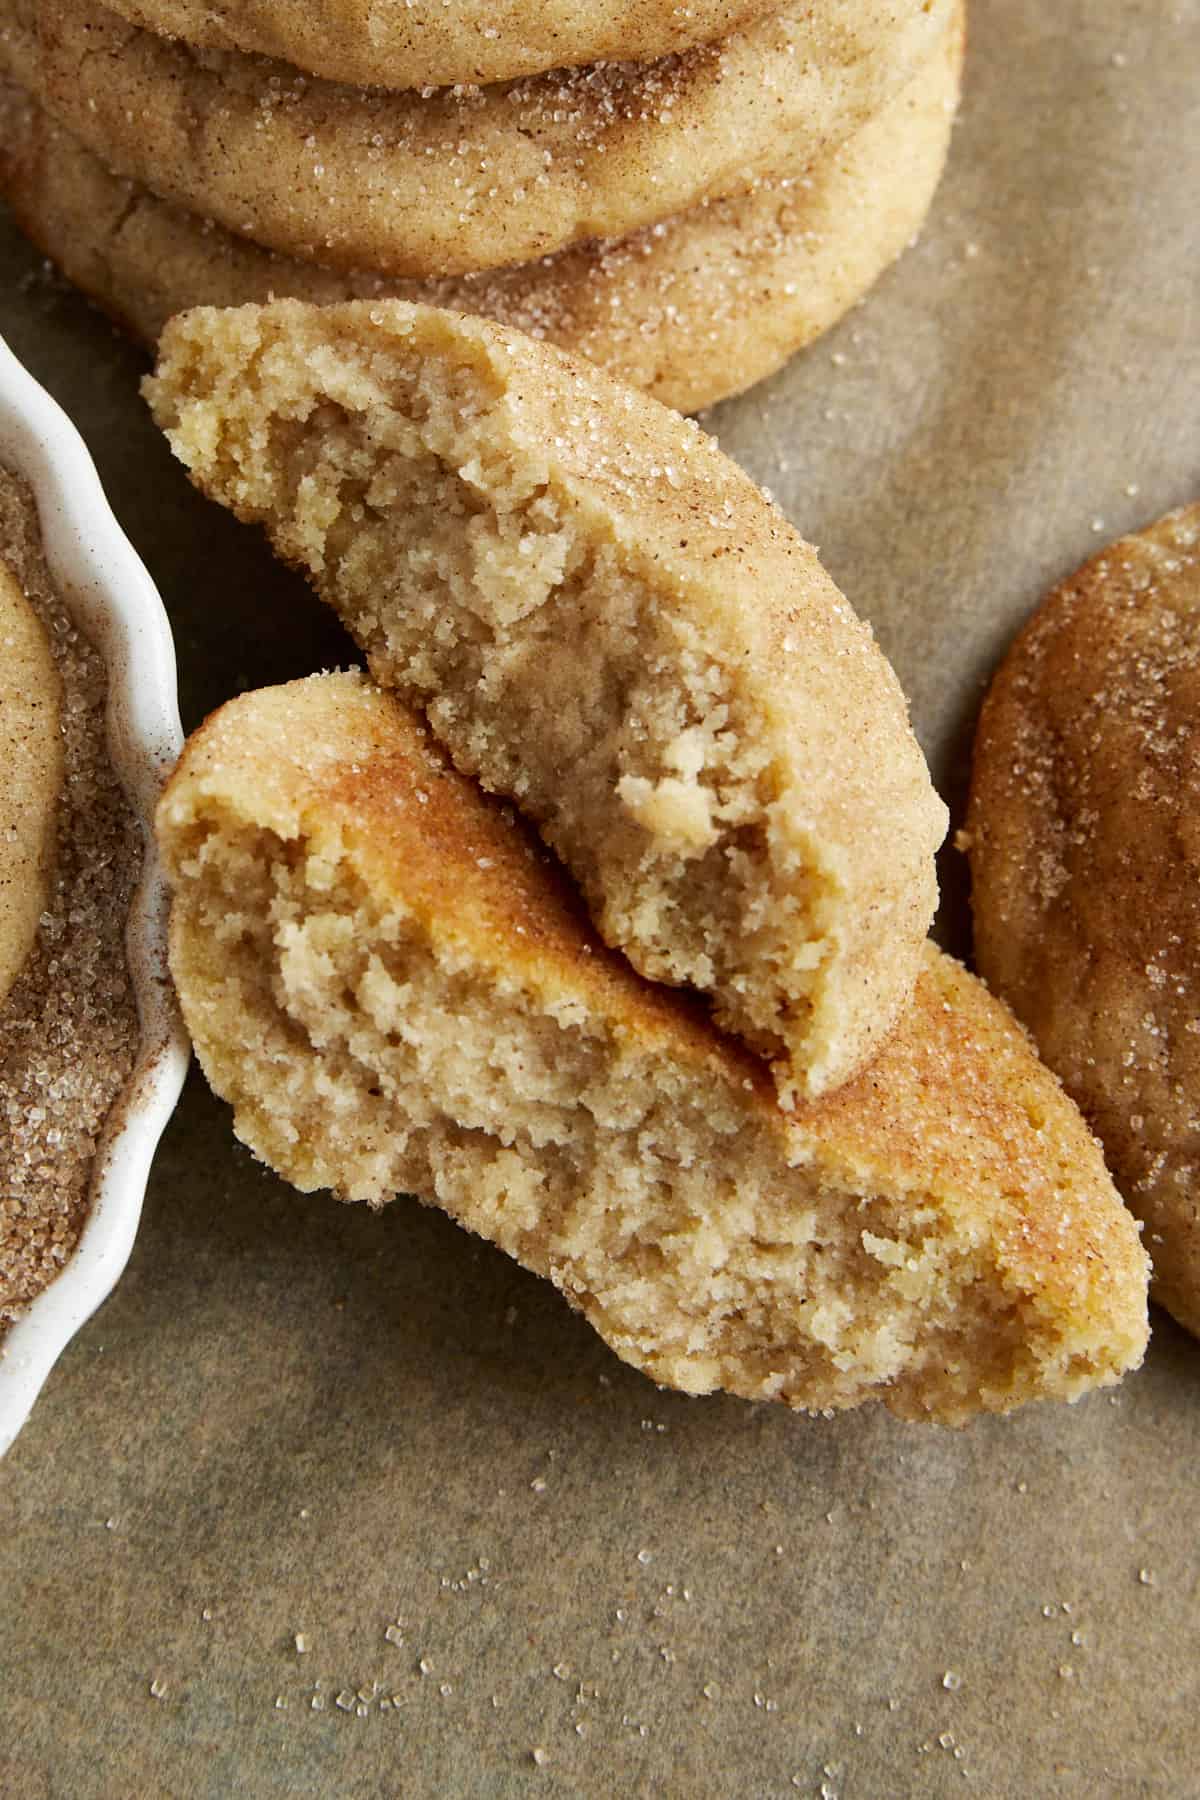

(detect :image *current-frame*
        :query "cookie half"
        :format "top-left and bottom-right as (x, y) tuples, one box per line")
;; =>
(98, 0), (782, 90)
(156, 672), (1149, 1423)
(1, 0), (957, 277)
(0, 24), (961, 412)
(968, 504), (1200, 1338)
(147, 299), (948, 1101)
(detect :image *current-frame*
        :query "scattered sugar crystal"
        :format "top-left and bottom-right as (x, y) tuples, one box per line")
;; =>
(0, 471), (141, 1336)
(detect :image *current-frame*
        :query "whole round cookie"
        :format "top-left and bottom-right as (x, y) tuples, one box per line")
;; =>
(0, 22), (961, 412)
(967, 504), (1200, 1337)
(1, 0), (957, 278)
(98, 0), (781, 89)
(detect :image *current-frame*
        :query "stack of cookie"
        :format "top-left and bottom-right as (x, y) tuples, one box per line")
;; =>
(0, 0), (962, 410)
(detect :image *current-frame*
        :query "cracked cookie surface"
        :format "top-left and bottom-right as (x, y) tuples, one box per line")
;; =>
(1, 0), (956, 277)
(0, 21), (961, 409)
(968, 502), (1200, 1338)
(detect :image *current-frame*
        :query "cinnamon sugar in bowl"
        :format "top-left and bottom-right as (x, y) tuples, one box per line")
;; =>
(0, 335), (188, 1458)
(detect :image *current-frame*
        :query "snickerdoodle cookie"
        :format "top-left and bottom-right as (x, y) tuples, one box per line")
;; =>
(98, 0), (781, 90)
(0, 21), (960, 410)
(967, 503), (1200, 1337)
(147, 300), (947, 1102)
(156, 672), (1149, 1423)
(1, 0), (956, 277)
(0, 552), (61, 1009)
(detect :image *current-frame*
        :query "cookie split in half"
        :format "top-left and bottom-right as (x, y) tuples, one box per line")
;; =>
(157, 672), (1149, 1422)
(147, 299), (948, 1101)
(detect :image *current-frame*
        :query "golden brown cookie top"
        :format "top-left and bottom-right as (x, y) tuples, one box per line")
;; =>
(97, 0), (782, 89)
(0, 26), (962, 410)
(4, 0), (956, 277)
(967, 502), (1200, 1334)
(161, 670), (1150, 1420)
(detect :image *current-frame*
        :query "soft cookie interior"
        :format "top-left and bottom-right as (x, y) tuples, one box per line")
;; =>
(146, 299), (947, 1101)
(157, 672), (1148, 1425)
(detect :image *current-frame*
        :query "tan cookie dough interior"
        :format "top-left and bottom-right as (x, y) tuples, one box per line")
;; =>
(0, 554), (62, 1009)
(146, 299), (947, 1102)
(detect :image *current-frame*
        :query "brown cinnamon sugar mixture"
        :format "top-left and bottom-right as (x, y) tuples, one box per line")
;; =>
(0, 463), (141, 1330)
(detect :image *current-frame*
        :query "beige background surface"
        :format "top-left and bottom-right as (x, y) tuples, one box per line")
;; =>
(2, 2), (1199, 1794)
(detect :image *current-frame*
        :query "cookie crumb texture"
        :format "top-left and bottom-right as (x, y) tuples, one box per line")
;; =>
(0, 466), (142, 1330)
(968, 502), (1200, 1337)
(147, 300), (947, 1100)
(157, 674), (1149, 1424)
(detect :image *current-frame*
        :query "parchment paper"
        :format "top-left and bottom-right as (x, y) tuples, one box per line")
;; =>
(1, 3), (1198, 1794)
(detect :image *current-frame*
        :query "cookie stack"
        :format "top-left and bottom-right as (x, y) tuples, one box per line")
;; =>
(0, 0), (962, 409)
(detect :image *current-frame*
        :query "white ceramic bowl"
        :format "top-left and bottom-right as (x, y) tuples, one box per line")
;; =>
(0, 334), (189, 1458)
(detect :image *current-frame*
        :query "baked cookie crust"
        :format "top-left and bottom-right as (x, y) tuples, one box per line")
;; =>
(157, 672), (1149, 1423)
(967, 503), (1200, 1337)
(0, 20), (961, 411)
(98, 0), (782, 91)
(0, 0), (956, 277)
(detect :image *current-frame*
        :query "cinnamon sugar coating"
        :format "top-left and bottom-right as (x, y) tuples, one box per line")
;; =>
(968, 503), (1200, 1337)
(1, 0), (956, 278)
(98, 0), (780, 90)
(0, 20), (960, 411)
(0, 467), (141, 1329)
(0, 555), (61, 1009)
(147, 299), (947, 1100)
(157, 673), (1149, 1423)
